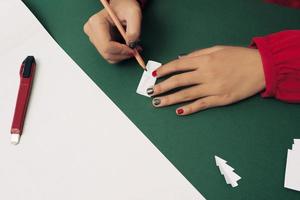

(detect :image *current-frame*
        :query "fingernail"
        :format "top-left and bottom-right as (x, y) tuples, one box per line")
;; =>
(177, 108), (184, 115)
(152, 70), (157, 77)
(178, 53), (187, 59)
(152, 98), (161, 106)
(129, 40), (140, 49)
(147, 87), (154, 95)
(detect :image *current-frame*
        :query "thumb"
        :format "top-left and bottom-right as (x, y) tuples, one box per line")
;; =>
(125, 8), (142, 47)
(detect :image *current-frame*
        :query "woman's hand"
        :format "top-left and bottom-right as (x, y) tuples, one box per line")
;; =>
(83, 0), (142, 64)
(148, 46), (266, 115)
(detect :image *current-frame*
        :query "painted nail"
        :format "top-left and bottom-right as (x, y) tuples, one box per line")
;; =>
(147, 87), (154, 95)
(178, 53), (187, 59)
(177, 109), (184, 115)
(129, 40), (140, 49)
(152, 70), (157, 77)
(152, 98), (161, 106)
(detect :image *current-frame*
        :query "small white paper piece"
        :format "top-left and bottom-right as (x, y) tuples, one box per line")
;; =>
(136, 60), (162, 97)
(284, 139), (300, 191)
(215, 156), (241, 188)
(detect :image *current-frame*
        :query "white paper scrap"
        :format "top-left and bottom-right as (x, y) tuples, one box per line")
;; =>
(215, 156), (241, 188)
(284, 139), (300, 191)
(136, 60), (161, 97)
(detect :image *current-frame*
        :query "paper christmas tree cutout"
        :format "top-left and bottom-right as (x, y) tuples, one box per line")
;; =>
(284, 139), (300, 191)
(215, 156), (241, 187)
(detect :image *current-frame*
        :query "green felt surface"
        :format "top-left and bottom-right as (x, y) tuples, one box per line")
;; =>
(24, 0), (300, 199)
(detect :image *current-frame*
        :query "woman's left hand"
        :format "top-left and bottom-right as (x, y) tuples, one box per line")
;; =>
(148, 46), (266, 115)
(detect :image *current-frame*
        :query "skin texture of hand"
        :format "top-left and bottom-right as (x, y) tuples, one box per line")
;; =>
(83, 0), (142, 64)
(149, 46), (266, 116)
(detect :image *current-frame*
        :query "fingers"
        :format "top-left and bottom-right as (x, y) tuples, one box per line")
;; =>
(99, 41), (133, 63)
(175, 95), (232, 116)
(152, 85), (210, 107)
(181, 46), (225, 59)
(155, 45), (227, 78)
(85, 11), (111, 44)
(125, 8), (142, 45)
(151, 71), (200, 96)
(155, 57), (200, 78)
(105, 44), (134, 63)
(104, 41), (133, 55)
(84, 11), (135, 63)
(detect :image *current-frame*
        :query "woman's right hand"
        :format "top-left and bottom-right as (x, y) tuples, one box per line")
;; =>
(83, 0), (143, 64)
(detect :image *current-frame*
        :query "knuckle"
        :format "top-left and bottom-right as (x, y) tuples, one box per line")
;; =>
(201, 53), (215, 64)
(187, 105), (195, 114)
(180, 91), (192, 101)
(196, 100), (208, 110)
(172, 60), (182, 71)
(83, 22), (90, 35)
(188, 107), (194, 114)
(102, 46), (111, 55)
(212, 45), (224, 49)
(162, 96), (171, 105)
(102, 52), (112, 60)
(129, 6), (142, 17)
(127, 32), (140, 41)
(107, 59), (117, 64)
(154, 84), (163, 94)
(180, 93), (188, 101)
(170, 75), (181, 87)
(88, 14), (98, 25)
(221, 93), (235, 104)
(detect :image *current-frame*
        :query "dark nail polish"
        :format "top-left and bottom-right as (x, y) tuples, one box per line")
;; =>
(147, 87), (154, 95)
(129, 40), (140, 49)
(178, 53), (187, 59)
(152, 70), (157, 77)
(177, 109), (184, 115)
(152, 98), (161, 106)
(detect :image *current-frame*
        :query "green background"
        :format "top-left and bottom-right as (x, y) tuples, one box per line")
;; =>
(24, 0), (300, 199)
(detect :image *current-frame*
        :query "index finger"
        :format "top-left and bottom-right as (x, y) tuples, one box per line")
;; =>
(155, 57), (198, 78)
(125, 8), (142, 44)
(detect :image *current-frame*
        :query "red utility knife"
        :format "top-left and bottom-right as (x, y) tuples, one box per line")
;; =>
(11, 56), (36, 145)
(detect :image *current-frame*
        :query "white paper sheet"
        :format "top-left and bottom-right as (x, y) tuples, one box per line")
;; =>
(284, 140), (300, 192)
(0, 1), (205, 199)
(136, 60), (161, 97)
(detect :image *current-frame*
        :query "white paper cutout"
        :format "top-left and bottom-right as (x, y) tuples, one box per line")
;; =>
(284, 139), (300, 191)
(136, 60), (161, 97)
(215, 156), (241, 188)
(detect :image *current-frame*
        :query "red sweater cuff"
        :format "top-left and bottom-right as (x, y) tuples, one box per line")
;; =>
(250, 37), (275, 98)
(265, 0), (300, 9)
(251, 30), (300, 103)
